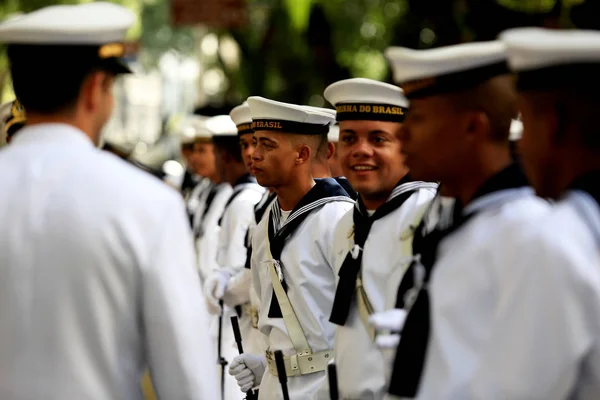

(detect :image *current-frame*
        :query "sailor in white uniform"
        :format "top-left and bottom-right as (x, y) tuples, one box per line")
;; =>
(499, 27), (600, 399)
(230, 102), (272, 358)
(187, 118), (232, 282)
(0, 4), (218, 400)
(229, 97), (354, 399)
(202, 115), (265, 400)
(322, 78), (437, 399)
(184, 116), (217, 228)
(375, 41), (555, 399)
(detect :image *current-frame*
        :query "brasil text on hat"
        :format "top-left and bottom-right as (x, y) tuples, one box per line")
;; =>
(500, 27), (600, 92)
(0, 2), (135, 75)
(324, 77), (408, 122)
(247, 96), (335, 135)
(385, 41), (508, 99)
(205, 115), (238, 138)
(229, 102), (253, 136)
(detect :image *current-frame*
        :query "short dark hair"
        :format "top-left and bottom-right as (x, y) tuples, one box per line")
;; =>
(213, 136), (243, 163)
(8, 45), (110, 114)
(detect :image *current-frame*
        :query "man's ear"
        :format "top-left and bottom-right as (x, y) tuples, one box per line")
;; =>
(466, 111), (491, 143)
(327, 141), (335, 160)
(297, 144), (311, 165)
(80, 71), (106, 113)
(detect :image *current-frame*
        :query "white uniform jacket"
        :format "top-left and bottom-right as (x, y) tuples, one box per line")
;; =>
(194, 182), (233, 282)
(331, 179), (437, 399)
(251, 178), (354, 400)
(0, 124), (218, 400)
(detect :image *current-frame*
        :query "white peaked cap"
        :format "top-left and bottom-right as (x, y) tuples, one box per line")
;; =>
(509, 119), (523, 141)
(324, 78), (408, 121)
(205, 115), (238, 137)
(328, 124), (340, 142)
(247, 96), (335, 135)
(0, 2), (135, 44)
(230, 101), (252, 126)
(500, 27), (600, 72)
(385, 41), (508, 98)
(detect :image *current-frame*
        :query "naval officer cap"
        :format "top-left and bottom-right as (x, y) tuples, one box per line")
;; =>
(247, 96), (335, 135)
(324, 78), (408, 122)
(500, 28), (600, 92)
(205, 115), (238, 138)
(0, 2), (135, 75)
(229, 102), (254, 136)
(385, 41), (509, 99)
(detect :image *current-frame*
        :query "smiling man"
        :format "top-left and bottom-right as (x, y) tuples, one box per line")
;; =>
(228, 96), (354, 399)
(323, 77), (437, 399)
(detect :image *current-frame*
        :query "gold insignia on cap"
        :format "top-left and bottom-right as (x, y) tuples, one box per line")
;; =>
(98, 43), (125, 59)
(5, 99), (26, 133)
(402, 77), (436, 96)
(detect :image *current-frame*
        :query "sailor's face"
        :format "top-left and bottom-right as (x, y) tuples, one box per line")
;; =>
(251, 131), (295, 188)
(517, 93), (560, 198)
(338, 120), (407, 198)
(189, 141), (217, 179)
(400, 96), (471, 182)
(239, 133), (256, 173)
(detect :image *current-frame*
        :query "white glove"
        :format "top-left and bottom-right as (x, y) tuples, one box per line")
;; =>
(369, 309), (407, 350)
(222, 269), (252, 307)
(203, 269), (232, 315)
(229, 353), (266, 393)
(370, 309), (407, 373)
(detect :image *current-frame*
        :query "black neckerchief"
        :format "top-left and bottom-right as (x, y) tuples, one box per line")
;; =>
(389, 163), (530, 398)
(218, 174), (257, 227)
(267, 178), (352, 318)
(329, 175), (425, 325)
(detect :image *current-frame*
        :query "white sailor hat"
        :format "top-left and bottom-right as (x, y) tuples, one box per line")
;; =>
(509, 119), (523, 141)
(324, 78), (408, 122)
(229, 102), (253, 136)
(385, 41), (509, 99)
(301, 106), (340, 141)
(0, 2), (135, 74)
(205, 115), (238, 138)
(180, 115), (211, 144)
(500, 27), (600, 91)
(247, 96), (335, 135)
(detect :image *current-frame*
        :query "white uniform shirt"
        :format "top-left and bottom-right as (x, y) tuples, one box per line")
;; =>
(217, 181), (265, 281)
(0, 124), (218, 400)
(412, 190), (600, 400)
(194, 183), (233, 282)
(252, 194), (354, 399)
(332, 184), (437, 399)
